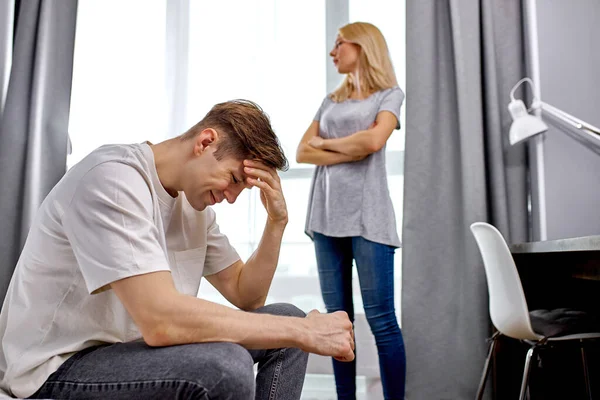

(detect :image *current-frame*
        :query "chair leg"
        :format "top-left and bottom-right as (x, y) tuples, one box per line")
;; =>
(476, 333), (499, 400)
(580, 342), (592, 400)
(519, 346), (536, 400)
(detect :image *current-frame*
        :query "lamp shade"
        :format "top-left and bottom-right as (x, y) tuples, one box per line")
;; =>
(508, 99), (548, 145)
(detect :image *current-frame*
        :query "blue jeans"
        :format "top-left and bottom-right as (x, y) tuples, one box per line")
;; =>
(29, 303), (308, 400)
(313, 233), (406, 400)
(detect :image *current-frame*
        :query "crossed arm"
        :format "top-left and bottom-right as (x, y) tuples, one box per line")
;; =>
(296, 111), (399, 164)
(295, 120), (364, 166)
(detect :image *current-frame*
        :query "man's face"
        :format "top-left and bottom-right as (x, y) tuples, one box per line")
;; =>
(181, 133), (250, 211)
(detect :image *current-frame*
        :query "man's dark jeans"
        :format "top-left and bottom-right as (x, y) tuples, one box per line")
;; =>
(29, 303), (309, 399)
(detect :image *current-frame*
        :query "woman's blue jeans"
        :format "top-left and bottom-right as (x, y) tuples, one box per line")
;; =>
(313, 233), (406, 400)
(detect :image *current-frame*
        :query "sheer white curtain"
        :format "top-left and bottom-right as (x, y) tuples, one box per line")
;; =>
(68, 0), (168, 168)
(0, 0), (13, 115)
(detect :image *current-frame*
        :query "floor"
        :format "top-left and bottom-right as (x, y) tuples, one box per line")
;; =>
(300, 374), (382, 400)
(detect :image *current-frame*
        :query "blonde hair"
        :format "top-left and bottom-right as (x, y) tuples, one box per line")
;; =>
(331, 22), (398, 103)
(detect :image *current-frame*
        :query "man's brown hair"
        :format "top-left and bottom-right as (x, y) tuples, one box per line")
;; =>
(181, 100), (288, 171)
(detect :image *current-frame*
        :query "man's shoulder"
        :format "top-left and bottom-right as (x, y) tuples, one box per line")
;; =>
(78, 143), (148, 170)
(69, 144), (151, 185)
(53, 144), (155, 214)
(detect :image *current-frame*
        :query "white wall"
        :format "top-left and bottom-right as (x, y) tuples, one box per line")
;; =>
(536, 0), (600, 239)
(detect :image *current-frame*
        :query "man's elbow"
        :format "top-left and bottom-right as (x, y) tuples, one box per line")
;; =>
(140, 320), (178, 347)
(136, 304), (180, 347)
(142, 331), (169, 347)
(238, 296), (267, 312)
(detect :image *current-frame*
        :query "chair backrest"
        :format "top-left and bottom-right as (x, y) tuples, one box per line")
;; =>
(470, 222), (541, 340)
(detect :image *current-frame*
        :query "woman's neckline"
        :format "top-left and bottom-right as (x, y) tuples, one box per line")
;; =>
(344, 91), (377, 102)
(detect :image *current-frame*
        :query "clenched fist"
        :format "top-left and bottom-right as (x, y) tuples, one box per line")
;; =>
(303, 310), (355, 362)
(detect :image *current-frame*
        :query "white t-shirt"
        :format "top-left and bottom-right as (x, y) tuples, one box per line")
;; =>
(0, 143), (240, 398)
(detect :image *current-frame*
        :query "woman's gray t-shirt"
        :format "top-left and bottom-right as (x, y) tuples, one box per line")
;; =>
(305, 87), (404, 248)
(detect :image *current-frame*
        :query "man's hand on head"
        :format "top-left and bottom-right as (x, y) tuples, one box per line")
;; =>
(244, 160), (288, 225)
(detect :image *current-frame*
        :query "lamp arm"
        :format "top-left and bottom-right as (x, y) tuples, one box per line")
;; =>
(539, 102), (600, 156)
(541, 102), (600, 136)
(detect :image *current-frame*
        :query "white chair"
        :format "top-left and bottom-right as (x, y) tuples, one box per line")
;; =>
(470, 222), (600, 400)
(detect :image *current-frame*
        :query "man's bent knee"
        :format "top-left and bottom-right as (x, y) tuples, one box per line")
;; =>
(183, 343), (255, 399)
(252, 302), (306, 318)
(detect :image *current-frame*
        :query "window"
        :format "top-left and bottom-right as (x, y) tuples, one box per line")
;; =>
(186, 0), (326, 168)
(350, 0), (407, 152)
(68, 0), (168, 168)
(68, 1), (405, 397)
(185, 1), (327, 312)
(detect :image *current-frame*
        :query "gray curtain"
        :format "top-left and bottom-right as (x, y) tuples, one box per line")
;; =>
(0, 0), (14, 115)
(0, 0), (78, 304)
(402, 1), (529, 399)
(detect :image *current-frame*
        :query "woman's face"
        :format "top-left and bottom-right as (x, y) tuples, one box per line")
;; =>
(329, 35), (361, 74)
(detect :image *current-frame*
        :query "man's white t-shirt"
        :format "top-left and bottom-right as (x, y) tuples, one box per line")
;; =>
(0, 143), (240, 398)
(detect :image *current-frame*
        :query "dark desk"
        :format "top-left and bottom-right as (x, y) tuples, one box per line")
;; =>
(511, 235), (600, 254)
(511, 236), (600, 311)
(511, 235), (600, 281)
(494, 236), (600, 399)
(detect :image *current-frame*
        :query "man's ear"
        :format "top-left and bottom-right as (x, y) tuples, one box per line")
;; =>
(193, 128), (219, 156)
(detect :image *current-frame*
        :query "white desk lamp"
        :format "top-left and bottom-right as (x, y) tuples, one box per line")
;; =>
(507, 77), (600, 147)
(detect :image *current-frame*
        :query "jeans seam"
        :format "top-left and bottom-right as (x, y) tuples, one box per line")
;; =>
(268, 348), (286, 400)
(42, 378), (209, 394)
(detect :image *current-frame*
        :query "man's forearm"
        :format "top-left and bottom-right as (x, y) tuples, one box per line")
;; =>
(149, 293), (309, 349)
(112, 271), (355, 361)
(236, 219), (286, 309)
(296, 143), (363, 165)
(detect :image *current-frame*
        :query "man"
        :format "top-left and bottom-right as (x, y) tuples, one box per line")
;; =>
(0, 100), (354, 399)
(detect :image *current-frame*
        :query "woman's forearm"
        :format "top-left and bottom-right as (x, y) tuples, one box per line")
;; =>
(296, 143), (364, 166)
(320, 130), (381, 157)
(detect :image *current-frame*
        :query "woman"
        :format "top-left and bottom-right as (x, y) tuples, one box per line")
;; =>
(296, 22), (406, 399)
